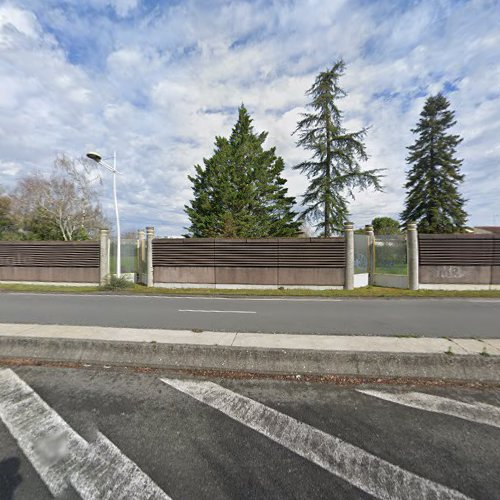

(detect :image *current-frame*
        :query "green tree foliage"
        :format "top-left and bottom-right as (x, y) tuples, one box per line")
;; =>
(401, 93), (467, 233)
(185, 105), (300, 237)
(0, 191), (14, 238)
(293, 60), (383, 237)
(372, 216), (401, 235)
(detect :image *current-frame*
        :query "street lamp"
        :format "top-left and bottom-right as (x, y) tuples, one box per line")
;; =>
(86, 151), (121, 277)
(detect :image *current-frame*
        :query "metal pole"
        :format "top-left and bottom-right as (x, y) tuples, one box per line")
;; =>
(113, 151), (121, 277)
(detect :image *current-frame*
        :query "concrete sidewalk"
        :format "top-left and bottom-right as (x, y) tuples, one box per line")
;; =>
(0, 323), (499, 382)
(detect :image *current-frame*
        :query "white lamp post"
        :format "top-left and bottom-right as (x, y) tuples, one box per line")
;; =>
(86, 151), (121, 277)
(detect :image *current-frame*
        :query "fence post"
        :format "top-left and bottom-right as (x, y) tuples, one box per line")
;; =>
(99, 228), (109, 286)
(146, 226), (154, 287)
(407, 223), (419, 290)
(137, 229), (145, 284)
(365, 224), (375, 285)
(344, 222), (354, 290)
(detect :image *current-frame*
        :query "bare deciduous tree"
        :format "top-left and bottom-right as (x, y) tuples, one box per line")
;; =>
(11, 155), (107, 240)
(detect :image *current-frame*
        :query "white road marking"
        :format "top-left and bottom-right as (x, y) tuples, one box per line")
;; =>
(6, 292), (345, 302)
(358, 389), (500, 429)
(0, 369), (170, 499)
(178, 309), (256, 314)
(162, 378), (469, 500)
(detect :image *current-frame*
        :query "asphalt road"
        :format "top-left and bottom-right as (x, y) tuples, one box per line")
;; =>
(0, 292), (499, 337)
(0, 365), (499, 499)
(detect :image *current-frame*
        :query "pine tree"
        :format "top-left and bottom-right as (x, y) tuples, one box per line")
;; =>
(294, 60), (382, 237)
(185, 105), (300, 237)
(401, 93), (467, 233)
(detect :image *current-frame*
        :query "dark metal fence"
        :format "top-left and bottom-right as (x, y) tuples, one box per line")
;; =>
(153, 238), (346, 268)
(419, 234), (499, 266)
(0, 241), (100, 267)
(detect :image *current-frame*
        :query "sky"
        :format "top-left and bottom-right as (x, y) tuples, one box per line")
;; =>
(0, 0), (499, 236)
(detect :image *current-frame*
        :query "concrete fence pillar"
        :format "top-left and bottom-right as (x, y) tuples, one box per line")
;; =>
(407, 223), (419, 290)
(146, 226), (154, 287)
(344, 222), (354, 290)
(99, 228), (109, 286)
(365, 224), (375, 285)
(137, 229), (145, 284)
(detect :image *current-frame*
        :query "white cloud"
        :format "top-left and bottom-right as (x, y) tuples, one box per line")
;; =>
(1, 0), (499, 235)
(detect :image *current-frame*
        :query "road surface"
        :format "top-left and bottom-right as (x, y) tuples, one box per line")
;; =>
(0, 292), (499, 337)
(0, 365), (498, 499)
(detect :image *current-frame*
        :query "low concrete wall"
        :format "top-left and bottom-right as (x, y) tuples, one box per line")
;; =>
(420, 284), (500, 291)
(420, 265), (492, 285)
(354, 273), (369, 288)
(0, 266), (99, 283)
(155, 266), (215, 284)
(216, 266), (278, 285)
(373, 274), (409, 289)
(154, 266), (344, 288)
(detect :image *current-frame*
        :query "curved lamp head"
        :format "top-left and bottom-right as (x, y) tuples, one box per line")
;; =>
(86, 152), (102, 163)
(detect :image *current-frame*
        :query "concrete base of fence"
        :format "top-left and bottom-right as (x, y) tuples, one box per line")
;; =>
(353, 273), (369, 288)
(420, 283), (500, 291)
(373, 274), (409, 289)
(0, 280), (98, 287)
(153, 282), (344, 290)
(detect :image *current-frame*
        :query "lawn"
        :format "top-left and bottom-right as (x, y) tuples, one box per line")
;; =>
(1, 282), (500, 298)
(374, 264), (408, 275)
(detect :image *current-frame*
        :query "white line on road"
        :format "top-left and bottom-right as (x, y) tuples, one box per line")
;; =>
(162, 378), (469, 500)
(178, 309), (256, 314)
(357, 389), (500, 429)
(0, 369), (170, 499)
(5, 292), (346, 302)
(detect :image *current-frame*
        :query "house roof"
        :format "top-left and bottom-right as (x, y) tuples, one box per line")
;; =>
(475, 226), (500, 234)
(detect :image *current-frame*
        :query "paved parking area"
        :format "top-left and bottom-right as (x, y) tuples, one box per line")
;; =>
(1, 366), (499, 499)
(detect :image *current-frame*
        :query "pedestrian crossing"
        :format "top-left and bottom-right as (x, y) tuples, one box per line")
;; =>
(357, 389), (500, 429)
(0, 369), (170, 499)
(1, 368), (498, 499)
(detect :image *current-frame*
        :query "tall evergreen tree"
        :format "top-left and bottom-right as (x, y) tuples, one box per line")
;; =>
(294, 60), (382, 237)
(185, 105), (300, 237)
(401, 93), (467, 233)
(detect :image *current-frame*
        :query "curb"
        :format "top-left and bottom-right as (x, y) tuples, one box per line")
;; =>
(0, 336), (499, 382)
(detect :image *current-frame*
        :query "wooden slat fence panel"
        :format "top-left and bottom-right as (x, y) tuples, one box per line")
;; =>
(278, 238), (345, 268)
(153, 239), (215, 266)
(153, 238), (345, 268)
(215, 240), (278, 267)
(0, 241), (100, 268)
(419, 234), (497, 266)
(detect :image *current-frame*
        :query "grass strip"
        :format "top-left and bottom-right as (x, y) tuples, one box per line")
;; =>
(1, 283), (499, 298)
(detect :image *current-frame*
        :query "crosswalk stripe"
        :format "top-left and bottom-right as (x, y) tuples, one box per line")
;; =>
(357, 389), (500, 429)
(162, 378), (469, 500)
(0, 369), (170, 499)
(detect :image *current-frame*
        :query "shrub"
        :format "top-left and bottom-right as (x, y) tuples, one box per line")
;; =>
(101, 274), (134, 291)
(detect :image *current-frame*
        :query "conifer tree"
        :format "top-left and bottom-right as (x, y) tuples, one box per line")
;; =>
(401, 93), (467, 233)
(185, 105), (300, 237)
(294, 60), (382, 237)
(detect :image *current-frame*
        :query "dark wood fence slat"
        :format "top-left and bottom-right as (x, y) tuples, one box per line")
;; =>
(153, 239), (346, 268)
(418, 236), (497, 266)
(0, 242), (100, 268)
